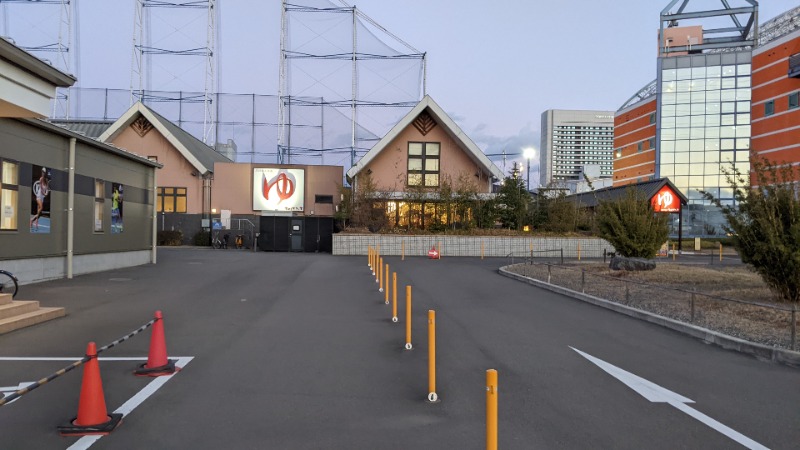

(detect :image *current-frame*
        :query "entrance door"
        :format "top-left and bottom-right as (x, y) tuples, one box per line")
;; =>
(290, 219), (303, 251)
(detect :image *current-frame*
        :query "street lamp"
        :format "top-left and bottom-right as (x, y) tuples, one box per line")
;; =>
(523, 147), (536, 192)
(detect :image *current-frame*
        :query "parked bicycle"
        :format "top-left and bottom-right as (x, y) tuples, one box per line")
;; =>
(0, 269), (19, 298)
(212, 231), (229, 249)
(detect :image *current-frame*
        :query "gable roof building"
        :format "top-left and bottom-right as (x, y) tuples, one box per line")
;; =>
(347, 95), (503, 195)
(99, 102), (231, 176)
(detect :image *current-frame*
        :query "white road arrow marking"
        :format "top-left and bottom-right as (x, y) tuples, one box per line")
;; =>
(571, 347), (769, 450)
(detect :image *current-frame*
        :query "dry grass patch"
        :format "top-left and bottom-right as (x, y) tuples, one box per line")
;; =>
(565, 262), (777, 304)
(507, 261), (796, 349)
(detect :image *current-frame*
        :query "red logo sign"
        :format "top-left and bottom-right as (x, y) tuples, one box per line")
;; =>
(651, 186), (680, 213)
(263, 172), (296, 204)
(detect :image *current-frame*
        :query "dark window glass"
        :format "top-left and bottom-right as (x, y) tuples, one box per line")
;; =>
(765, 100), (775, 116)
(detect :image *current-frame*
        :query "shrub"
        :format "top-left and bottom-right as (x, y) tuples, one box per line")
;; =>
(158, 230), (183, 246)
(596, 187), (669, 258)
(193, 230), (210, 246)
(702, 156), (800, 303)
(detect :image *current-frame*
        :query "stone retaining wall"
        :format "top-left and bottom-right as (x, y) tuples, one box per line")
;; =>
(333, 234), (615, 258)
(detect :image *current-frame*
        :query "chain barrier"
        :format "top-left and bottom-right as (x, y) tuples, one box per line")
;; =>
(0, 317), (158, 407)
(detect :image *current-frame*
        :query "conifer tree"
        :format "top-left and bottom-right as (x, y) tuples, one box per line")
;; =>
(596, 188), (668, 258)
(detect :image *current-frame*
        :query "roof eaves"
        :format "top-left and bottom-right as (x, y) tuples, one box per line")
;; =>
(0, 37), (76, 87)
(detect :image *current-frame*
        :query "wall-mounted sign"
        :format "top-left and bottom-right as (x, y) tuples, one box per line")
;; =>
(651, 185), (680, 213)
(253, 168), (305, 212)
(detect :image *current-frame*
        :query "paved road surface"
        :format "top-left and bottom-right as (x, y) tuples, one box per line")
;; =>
(0, 248), (797, 449)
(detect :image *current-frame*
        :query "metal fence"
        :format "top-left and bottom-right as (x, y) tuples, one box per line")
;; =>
(510, 261), (798, 351)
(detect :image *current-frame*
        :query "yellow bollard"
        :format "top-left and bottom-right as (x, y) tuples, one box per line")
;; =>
(379, 257), (383, 291)
(672, 243), (676, 261)
(368, 246), (371, 269)
(486, 369), (498, 450)
(577, 242), (581, 261)
(402, 240), (405, 261)
(392, 272), (398, 322)
(405, 286), (412, 350)
(481, 241), (485, 260)
(372, 246), (376, 276)
(719, 242), (723, 262)
(427, 310), (438, 402)
(385, 263), (390, 304)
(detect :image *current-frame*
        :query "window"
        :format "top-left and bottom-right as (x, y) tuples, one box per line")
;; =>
(637, 142), (643, 153)
(765, 100), (775, 116)
(1, 160), (19, 230)
(649, 113), (656, 124)
(315, 195), (333, 204)
(157, 187), (187, 213)
(94, 180), (104, 232)
(407, 142), (440, 187)
(789, 92), (799, 110)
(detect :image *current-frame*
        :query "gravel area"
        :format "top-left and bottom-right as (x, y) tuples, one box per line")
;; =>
(506, 262), (798, 350)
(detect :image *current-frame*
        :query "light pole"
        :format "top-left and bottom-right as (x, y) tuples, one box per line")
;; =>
(523, 147), (535, 192)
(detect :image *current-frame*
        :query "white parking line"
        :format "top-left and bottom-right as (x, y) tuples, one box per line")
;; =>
(66, 356), (193, 450)
(0, 355), (194, 450)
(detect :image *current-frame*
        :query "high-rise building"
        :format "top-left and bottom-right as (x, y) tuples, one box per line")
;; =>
(613, 82), (658, 185)
(612, 1), (782, 237)
(539, 110), (614, 188)
(751, 7), (800, 177)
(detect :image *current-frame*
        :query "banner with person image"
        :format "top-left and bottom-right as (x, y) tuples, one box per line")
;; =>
(29, 165), (51, 234)
(111, 182), (123, 233)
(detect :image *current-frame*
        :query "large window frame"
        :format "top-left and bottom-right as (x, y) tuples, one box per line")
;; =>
(157, 187), (187, 213)
(1, 160), (19, 231)
(407, 142), (440, 187)
(789, 92), (799, 110)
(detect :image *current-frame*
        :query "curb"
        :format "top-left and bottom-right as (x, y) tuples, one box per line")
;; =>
(498, 265), (800, 368)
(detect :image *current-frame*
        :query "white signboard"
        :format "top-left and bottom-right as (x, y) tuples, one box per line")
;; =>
(253, 168), (304, 212)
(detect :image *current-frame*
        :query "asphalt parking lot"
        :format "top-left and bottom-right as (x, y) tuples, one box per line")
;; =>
(1, 248), (798, 449)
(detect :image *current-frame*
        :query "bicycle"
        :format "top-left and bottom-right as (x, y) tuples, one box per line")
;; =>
(0, 269), (19, 298)
(212, 232), (229, 249)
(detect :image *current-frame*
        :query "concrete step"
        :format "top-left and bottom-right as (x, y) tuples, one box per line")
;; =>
(0, 307), (66, 335)
(0, 301), (40, 320)
(0, 293), (12, 306)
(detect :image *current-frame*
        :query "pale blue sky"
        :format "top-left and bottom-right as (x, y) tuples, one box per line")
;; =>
(3, 0), (792, 179)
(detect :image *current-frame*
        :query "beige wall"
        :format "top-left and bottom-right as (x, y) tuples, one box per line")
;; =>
(364, 117), (493, 193)
(660, 25), (703, 56)
(211, 162), (343, 216)
(111, 126), (204, 213)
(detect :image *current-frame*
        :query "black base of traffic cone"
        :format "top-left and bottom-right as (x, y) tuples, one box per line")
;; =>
(58, 413), (123, 436)
(134, 359), (177, 377)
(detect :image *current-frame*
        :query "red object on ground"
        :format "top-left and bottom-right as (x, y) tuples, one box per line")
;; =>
(134, 310), (177, 377)
(75, 342), (110, 426)
(146, 310), (169, 368)
(428, 246), (440, 259)
(58, 342), (123, 436)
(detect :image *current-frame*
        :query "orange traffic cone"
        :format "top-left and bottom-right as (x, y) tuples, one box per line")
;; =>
(134, 310), (177, 377)
(58, 342), (123, 436)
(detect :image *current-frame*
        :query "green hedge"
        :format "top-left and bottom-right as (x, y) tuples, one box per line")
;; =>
(193, 230), (210, 246)
(157, 230), (183, 246)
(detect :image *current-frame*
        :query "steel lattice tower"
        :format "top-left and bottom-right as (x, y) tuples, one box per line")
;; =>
(0, 0), (76, 118)
(131, 0), (217, 144)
